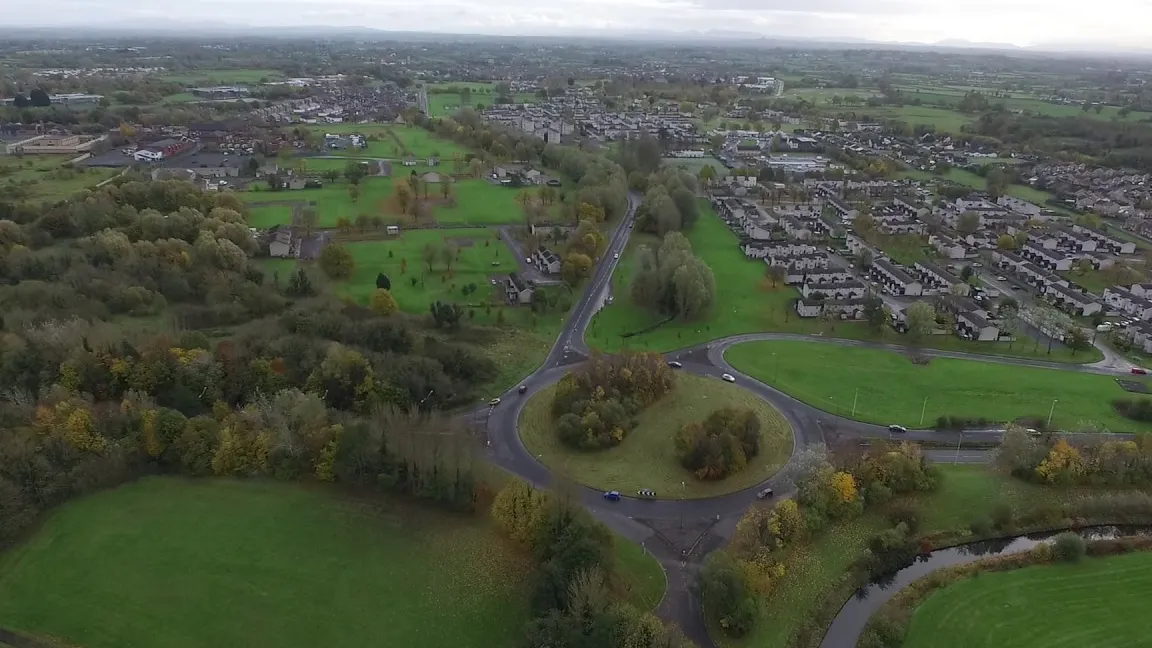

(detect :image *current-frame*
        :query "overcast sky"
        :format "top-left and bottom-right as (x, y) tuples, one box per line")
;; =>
(11, 0), (1152, 49)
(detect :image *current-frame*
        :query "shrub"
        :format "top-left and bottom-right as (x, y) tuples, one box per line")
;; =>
(887, 504), (921, 535)
(969, 515), (993, 536)
(935, 415), (992, 430)
(674, 407), (761, 480)
(867, 482), (893, 507)
(991, 503), (1015, 531)
(1053, 532), (1086, 563)
(1113, 397), (1152, 422)
(701, 553), (758, 637)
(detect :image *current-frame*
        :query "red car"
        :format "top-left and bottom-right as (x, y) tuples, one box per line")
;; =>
(1132, 367), (1148, 375)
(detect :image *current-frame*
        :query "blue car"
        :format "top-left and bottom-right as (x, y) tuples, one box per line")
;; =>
(603, 491), (621, 501)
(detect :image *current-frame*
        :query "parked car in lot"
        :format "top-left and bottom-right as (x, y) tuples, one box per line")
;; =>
(637, 488), (656, 498)
(668, 361), (683, 368)
(1133, 367), (1148, 375)
(888, 424), (908, 434)
(603, 491), (621, 501)
(721, 373), (736, 383)
(756, 488), (774, 499)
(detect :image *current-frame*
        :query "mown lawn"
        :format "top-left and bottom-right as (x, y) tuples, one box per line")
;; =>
(903, 550), (1152, 648)
(337, 229), (515, 316)
(720, 464), (1082, 648)
(435, 179), (526, 225)
(0, 477), (531, 648)
(587, 201), (824, 353)
(518, 373), (794, 498)
(585, 204), (1100, 364)
(726, 340), (1150, 432)
(243, 178), (395, 228)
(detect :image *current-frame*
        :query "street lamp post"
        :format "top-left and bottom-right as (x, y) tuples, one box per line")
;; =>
(920, 396), (928, 427)
(773, 352), (779, 383)
(954, 430), (963, 464)
(1047, 398), (1059, 428)
(851, 388), (859, 417)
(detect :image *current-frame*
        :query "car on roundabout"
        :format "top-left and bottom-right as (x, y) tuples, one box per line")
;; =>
(603, 491), (621, 501)
(488, 398), (501, 407)
(721, 373), (736, 383)
(756, 487), (774, 499)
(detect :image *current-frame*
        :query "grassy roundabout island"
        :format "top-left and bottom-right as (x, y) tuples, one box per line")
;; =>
(519, 372), (794, 498)
(0, 477), (664, 648)
(901, 550), (1152, 648)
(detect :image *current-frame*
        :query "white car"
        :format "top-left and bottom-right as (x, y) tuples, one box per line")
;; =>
(488, 398), (501, 407)
(613, 253), (619, 259)
(721, 373), (735, 383)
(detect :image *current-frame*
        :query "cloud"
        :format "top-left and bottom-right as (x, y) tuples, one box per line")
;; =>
(680, 0), (919, 15)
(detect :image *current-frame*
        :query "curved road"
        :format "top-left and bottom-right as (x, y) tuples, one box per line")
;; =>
(473, 194), (1138, 647)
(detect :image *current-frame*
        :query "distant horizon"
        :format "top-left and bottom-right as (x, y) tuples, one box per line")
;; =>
(4, 0), (1152, 56)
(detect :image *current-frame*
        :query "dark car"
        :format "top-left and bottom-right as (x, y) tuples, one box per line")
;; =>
(603, 491), (621, 501)
(518, 384), (528, 394)
(1132, 367), (1148, 375)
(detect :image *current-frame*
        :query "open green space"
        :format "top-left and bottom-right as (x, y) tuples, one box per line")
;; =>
(435, 179), (527, 225)
(518, 373), (794, 498)
(426, 84), (539, 118)
(0, 477), (531, 648)
(902, 550), (1152, 648)
(243, 178), (395, 228)
(726, 340), (1150, 432)
(721, 464), (1078, 648)
(301, 124), (468, 160)
(869, 106), (974, 134)
(158, 69), (282, 84)
(586, 203), (1099, 364)
(0, 155), (119, 202)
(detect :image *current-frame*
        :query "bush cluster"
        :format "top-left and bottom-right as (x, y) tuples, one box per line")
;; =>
(674, 407), (761, 480)
(550, 351), (675, 449)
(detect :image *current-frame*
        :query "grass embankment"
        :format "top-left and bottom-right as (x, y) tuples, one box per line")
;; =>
(902, 550), (1152, 648)
(726, 340), (1150, 432)
(587, 203), (1100, 364)
(0, 155), (119, 202)
(0, 477), (664, 648)
(519, 373), (794, 498)
(720, 464), (1083, 648)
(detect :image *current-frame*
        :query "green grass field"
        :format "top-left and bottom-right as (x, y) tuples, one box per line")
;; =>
(585, 204), (1097, 364)
(0, 155), (119, 202)
(726, 340), (1150, 432)
(158, 69), (282, 84)
(902, 550), (1152, 648)
(721, 464), (1076, 648)
(587, 202), (819, 353)
(0, 477), (531, 648)
(435, 180), (526, 225)
(426, 84), (539, 117)
(243, 178), (395, 228)
(518, 373), (794, 498)
(871, 106), (974, 134)
(301, 124), (468, 160)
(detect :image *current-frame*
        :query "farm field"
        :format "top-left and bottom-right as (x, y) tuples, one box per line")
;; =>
(902, 551), (1152, 648)
(0, 477), (531, 648)
(726, 340), (1150, 432)
(724, 464), (1076, 648)
(892, 84), (1152, 122)
(518, 373), (794, 498)
(870, 106), (974, 134)
(157, 69), (282, 84)
(0, 155), (119, 202)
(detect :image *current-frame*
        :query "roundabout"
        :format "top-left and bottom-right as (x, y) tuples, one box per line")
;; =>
(517, 373), (794, 500)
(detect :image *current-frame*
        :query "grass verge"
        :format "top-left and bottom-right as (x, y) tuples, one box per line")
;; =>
(726, 340), (1149, 432)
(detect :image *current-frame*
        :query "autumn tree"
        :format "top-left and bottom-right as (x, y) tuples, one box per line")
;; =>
(904, 301), (935, 340)
(1036, 439), (1085, 484)
(370, 289), (399, 316)
(561, 252), (593, 284)
(318, 242), (355, 280)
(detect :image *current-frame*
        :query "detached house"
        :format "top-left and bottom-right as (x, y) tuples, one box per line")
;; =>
(505, 273), (534, 305)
